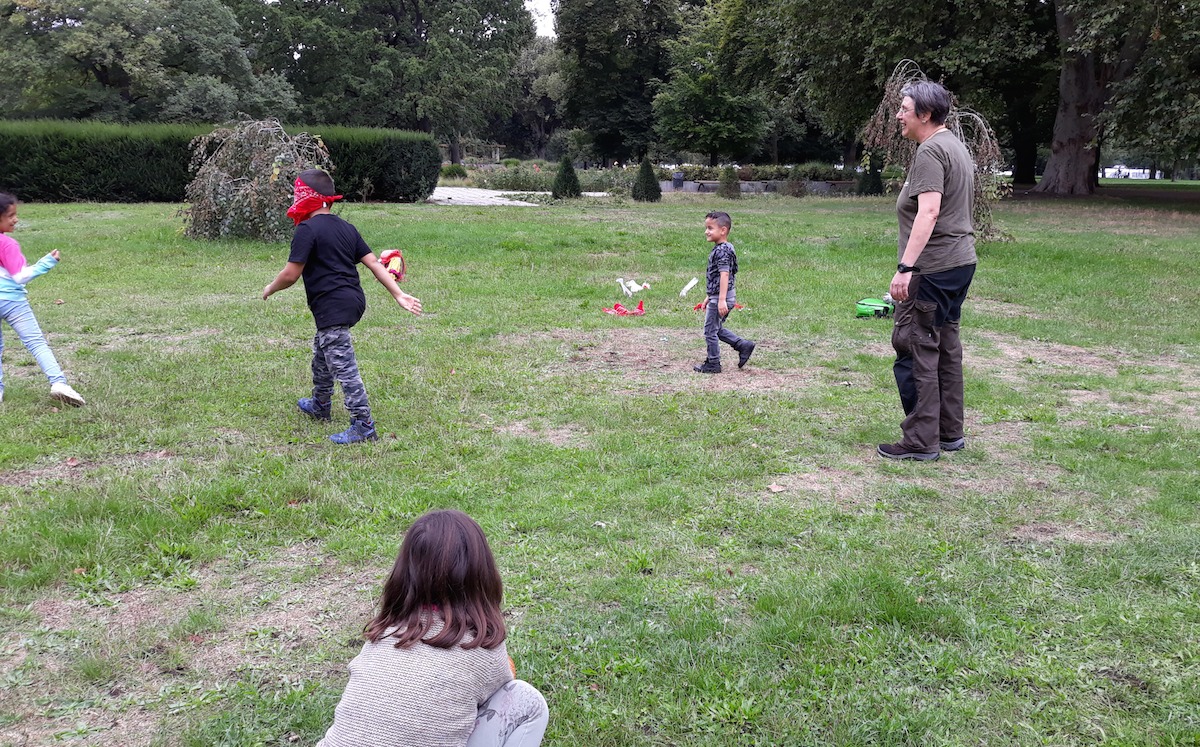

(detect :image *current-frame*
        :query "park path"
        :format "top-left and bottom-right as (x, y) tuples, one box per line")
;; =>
(428, 186), (606, 206)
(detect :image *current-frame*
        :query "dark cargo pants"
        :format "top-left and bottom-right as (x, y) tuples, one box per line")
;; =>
(891, 265), (975, 452)
(702, 297), (749, 363)
(312, 325), (372, 424)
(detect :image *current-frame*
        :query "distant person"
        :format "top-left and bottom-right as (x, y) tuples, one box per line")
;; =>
(0, 192), (86, 406)
(317, 509), (549, 747)
(693, 211), (755, 374)
(262, 169), (422, 443)
(879, 81), (977, 461)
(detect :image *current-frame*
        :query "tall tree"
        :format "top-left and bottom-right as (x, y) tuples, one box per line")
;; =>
(555, 0), (679, 162)
(653, 4), (767, 165)
(223, 0), (532, 142)
(0, 0), (297, 122)
(1032, 1), (1159, 194)
(763, 0), (1057, 171)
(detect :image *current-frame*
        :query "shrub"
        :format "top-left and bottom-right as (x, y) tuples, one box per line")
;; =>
(440, 163), (468, 179)
(0, 119), (439, 204)
(783, 168), (808, 198)
(717, 166), (741, 199)
(475, 165), (551, 192)
(631, 158), (662, 202)
(0, 120), (201, 202)
(501, 158), (522, 168)
(183, 119), (333, 242)
(857, 153), (884, 195)
(552, 157), (581, 199)
(315, 126), (440, 203)
(577, 167), (636, 192)
(793, 161), (843, 181)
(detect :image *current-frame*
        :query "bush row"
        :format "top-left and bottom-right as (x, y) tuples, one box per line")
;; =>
(0, 120), (440, 203)
(653, 162), (854, 182)
(468, 161), (858, 192)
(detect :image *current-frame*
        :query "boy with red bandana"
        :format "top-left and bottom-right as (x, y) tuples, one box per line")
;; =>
(262, 169), (422, 444)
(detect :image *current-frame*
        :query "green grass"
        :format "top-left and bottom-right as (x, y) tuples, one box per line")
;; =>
(1, 192), (1199, 746)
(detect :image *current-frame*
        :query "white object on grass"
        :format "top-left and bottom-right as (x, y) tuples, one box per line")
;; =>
(680, 277), (698, 297)
(616, 277), (633, 297)
(626, 279), (650, 294)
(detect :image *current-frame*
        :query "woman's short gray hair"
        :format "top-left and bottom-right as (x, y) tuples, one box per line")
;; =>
(900, 81), (952, 125)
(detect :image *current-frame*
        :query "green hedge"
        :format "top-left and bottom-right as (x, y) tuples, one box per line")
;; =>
(0, 120), (439, 203)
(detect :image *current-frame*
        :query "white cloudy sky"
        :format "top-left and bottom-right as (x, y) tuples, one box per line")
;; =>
(525, 0), (554, 36)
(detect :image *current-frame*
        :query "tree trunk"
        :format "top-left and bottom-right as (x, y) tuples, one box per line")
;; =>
(709, 152), (718, 167)
(842, 139), (857, 170)
(449, 138), (462, 165)
(1012, 139), (1038, 185)
(1033, 48), (1104, 194)
(1034, 2), (1151, 195)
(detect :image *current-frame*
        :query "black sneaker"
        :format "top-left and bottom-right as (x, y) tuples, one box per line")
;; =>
(940, 437), (966, 452)
(877, 443), (940, 461)
(693, 361), (722, 374)
(737, 341), (756, 368)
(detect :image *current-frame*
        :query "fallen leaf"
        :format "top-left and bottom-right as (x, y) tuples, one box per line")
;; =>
(54, 299), (65, 305)
(73, 567), (86, 575)
(767, 483), (786, 493)
(65, 457), (81, 468)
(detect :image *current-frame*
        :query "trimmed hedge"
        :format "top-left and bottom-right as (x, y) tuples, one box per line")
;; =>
(0, 120), (440, 203)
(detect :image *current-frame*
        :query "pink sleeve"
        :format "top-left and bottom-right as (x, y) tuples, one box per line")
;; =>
(0, 235), (26, 276)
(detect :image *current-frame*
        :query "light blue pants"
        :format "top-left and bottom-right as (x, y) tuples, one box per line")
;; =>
(468, 680), (549, 747)
(0, 297), (67, 395)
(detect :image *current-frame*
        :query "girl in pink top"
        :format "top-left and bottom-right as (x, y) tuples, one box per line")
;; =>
(0, 193), (85, 406)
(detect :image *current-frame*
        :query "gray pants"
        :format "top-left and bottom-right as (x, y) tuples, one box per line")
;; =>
(311, 326), (371, 423)
(468, 681), (549, 747)
(702, 297), (748, 363)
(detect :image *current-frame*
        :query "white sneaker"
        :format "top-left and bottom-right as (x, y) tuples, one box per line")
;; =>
(50, 382), (86, 407)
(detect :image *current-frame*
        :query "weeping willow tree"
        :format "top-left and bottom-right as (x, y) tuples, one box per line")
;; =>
(182, 119), (334, 241)
(862, 60), (1009, 242)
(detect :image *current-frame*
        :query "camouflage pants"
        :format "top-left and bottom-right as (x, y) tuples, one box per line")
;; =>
(311, 326), (371, 423)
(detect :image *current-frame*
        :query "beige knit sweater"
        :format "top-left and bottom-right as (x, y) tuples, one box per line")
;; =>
(317, 620), (512, 747)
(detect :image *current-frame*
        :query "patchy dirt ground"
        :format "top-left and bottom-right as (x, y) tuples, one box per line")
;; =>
(0, 545), (379, 747)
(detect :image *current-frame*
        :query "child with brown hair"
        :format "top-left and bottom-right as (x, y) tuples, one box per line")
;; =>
(0, 192), (86, 406)
(317, 509), (549, 747)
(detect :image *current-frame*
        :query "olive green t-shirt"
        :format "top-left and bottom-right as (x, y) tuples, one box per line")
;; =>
(897, 130), (977, 274)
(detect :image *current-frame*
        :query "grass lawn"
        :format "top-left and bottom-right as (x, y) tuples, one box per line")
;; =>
(1, 192), (1198, 746)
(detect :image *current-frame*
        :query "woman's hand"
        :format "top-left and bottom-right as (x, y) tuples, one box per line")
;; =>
(50, 250), (60, 260)
(889, 271), (912, 302)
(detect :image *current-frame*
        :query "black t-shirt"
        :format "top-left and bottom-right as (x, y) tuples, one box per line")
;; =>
(288, 214), (371, 329)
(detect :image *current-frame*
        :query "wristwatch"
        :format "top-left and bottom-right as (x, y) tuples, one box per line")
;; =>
(897, 263), (919, 273)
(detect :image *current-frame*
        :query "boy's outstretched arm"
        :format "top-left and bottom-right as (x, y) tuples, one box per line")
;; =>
(262, 262), (304, 300)
(362, 253), (422, 316)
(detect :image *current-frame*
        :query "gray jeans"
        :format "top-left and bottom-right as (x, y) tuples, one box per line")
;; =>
(311, 326), (371, 423)
(468, 680), (549, 747)
(702, 297), (748, 363)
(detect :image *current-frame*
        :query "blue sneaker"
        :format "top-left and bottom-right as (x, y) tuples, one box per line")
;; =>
(330, 419), (378, 444)
(298, 397), (331, 420)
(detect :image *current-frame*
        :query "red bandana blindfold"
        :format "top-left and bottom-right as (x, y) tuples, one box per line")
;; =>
(287, 178), (343, 225)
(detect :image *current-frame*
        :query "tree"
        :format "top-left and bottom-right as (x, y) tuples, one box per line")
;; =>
(1036, 0), (1200, 193)
(555, 0), (680, 162)
(0, 0), (297, 122)
(631, 158), (662, 202)
(652, 4), (767, 166)
(222, 0), (532, 148)
(552, 156), (581, 198)
(749, 0), (1056, 176)
(495, 37), (566, 159)
(1033, 1), (1157, 194)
